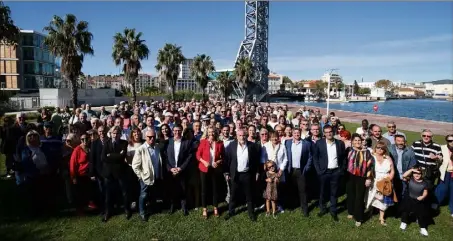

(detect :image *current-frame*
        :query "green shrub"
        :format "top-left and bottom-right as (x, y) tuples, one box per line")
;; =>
(4, 112), (40, 122)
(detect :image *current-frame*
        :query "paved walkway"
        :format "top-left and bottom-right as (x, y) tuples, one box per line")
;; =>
(286, 104), (453, 135)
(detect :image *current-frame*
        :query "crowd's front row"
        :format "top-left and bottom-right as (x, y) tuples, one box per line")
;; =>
(13, 120), (451, 237)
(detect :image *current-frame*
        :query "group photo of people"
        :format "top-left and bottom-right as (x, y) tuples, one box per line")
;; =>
(1, 99), (452, 238)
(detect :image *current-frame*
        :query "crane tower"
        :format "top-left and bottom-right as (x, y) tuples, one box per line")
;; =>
(234, 1), (269, 101)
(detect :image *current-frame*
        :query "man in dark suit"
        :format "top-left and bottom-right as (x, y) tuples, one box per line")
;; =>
(89, 126), (107, 213)
(166, 124), (193, 215)
(313, 125), (346, 221)
(285, 128), (313, 217)
(224, 129), (261, 222)
(101, 126), (130, 222)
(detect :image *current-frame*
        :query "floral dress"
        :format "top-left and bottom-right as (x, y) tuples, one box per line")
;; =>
(263, 171), (278, 201)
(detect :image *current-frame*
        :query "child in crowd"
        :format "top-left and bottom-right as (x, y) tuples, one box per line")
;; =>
(264, 160), (279, 218)
(400, 166), (430, 236)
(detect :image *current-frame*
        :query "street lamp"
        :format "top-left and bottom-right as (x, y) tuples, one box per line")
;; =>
(325, 68), (338, 116)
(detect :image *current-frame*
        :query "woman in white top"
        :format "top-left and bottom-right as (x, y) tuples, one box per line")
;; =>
(262, 132), (288, 211)
(126, 128), (144, 211)
(366, 141), (395, 226)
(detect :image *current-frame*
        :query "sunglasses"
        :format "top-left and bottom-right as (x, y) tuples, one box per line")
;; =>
(147, 136), (156, 139)
(387, 126), (396, 128)
(422, 135), (432, 138)
(376, 146), (384, 150)
(447, 139), (453, 143)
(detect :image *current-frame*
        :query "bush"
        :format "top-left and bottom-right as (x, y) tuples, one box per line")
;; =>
(4, 112), (40, 122)
(164, 90), (204, 101)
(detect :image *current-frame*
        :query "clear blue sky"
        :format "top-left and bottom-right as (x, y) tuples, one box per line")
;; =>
(6, 1), (453, 83)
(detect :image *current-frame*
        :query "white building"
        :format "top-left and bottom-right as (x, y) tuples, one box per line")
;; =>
(268, 72), (283, 94)
(357, 82), (375, 89)
(135, 73), (157, 93)
(426, 79), (453, 98)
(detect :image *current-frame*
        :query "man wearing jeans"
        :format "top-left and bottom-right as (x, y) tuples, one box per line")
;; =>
(132, 130), (163, 222)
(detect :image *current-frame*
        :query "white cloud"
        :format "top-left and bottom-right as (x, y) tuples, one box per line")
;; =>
(359, 34), (453, 49)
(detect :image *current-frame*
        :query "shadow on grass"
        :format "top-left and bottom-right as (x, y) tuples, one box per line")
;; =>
(0, 177), (80, 240)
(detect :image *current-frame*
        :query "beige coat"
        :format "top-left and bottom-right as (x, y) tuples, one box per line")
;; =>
(132, 143), (162, 186)
(439, 145), (453, 181)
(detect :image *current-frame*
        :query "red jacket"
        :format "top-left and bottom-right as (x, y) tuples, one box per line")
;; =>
(70, 145), (89, 179)
(196, 139), (225, 173)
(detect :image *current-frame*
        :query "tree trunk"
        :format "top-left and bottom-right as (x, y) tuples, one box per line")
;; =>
(242, 84), (247, 106)
(224, 89), (228, 102)
(202, 89), (206, 101)
(171, 86), (175, 101)
(131, 79), (137, 103)
(70, 76), (78, 110)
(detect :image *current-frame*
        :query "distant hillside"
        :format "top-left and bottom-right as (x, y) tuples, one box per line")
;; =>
(425, 79), (453, 85)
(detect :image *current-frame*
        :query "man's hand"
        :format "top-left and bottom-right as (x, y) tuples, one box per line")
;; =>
(429, 153), (437, 160)
(91, 176), (96, 181)
(365, 179), (372, 187)
(72, 178), (77, 184)
(212, 161), (218, 168)
(225, 174), (230, 181)
(417, 196), (424, 201)
(266, 178), (271, 183)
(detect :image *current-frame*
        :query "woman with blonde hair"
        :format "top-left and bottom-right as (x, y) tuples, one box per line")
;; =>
(366, 141), (396, 226)
(126, 128), (144, 210)
(196, 126), (225, 219)
(262, 131), (288, 213)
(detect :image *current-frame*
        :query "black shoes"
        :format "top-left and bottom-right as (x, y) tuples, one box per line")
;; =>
(249, 214), (257, 222)
(331, 213), (339, 222)
(168, 205), (175, 214)
(317, 209), (328, 217)
(183, 208), (189, 216)
(125, 211), (132, 220)
(140, 215), (148, 222)
(102, 214), (111, 223)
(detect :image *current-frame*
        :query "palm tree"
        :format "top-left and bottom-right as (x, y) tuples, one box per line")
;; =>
(313, 80), (328, 99)
(234, 57), (254, 105)
(190, 54), (215, 100)
(217, 71), (234, 102)
(112, 28), (150, 102)
(43, 14), (94, 108)
(0, 1), (19, 44)
(155, 44), (185, 100)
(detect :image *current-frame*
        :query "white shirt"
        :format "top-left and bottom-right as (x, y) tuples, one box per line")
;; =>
(262, 142), (288, 172)
(174, 138), (182, 167)
(326, 140), (339, 169)
(291, 140), (303, 169)
(209, 144), (215, 165)
(145, 143), (160, 180)
(237, 143), (249, 172)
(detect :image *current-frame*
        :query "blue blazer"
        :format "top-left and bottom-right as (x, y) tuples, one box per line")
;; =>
(284, 139), (313, 175)
(313, 138), (346, 175)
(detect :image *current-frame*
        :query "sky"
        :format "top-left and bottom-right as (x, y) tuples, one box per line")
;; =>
(6, 1), (453, 83)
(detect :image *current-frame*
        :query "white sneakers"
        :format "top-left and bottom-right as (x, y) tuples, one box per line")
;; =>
(400, 223), (428, 236)
(420, 228), (429, 236)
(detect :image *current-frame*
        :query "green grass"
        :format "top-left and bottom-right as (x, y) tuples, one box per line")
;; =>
(0, 123), (451, 241)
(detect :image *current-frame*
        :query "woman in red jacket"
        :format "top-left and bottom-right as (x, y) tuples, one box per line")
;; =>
(70, 133), (95, 214)
(196, 126), (225, 219)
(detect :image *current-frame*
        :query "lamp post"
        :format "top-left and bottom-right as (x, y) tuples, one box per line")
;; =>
(325, 68), (338, 116)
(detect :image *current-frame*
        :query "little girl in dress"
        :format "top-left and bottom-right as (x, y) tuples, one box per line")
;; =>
(263, 161), (279, 218)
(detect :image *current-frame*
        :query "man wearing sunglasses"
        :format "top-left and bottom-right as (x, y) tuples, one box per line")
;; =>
(383, 121), (406, 145)
(132, 130), (163, 222)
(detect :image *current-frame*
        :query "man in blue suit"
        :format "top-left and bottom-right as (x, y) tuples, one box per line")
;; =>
(285, 128), (313, 217)
(313, 125), (346, 222)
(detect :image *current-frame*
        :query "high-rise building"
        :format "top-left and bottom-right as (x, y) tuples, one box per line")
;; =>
(159, 57), (203, 93)
(0, 44), (19, 90)
(0, 30), (58, 91)
(20, 30), (58, 89)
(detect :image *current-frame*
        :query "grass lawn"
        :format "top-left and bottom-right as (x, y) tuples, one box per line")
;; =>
(0, 122), (451, 241)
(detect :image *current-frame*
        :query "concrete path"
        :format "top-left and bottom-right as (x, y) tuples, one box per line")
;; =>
(286, 104), (453, 135)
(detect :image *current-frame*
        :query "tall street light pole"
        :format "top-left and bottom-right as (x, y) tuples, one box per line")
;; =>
(326, 68), (338, 116)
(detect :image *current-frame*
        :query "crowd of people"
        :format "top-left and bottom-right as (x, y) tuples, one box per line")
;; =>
(1, 100), (452, 237)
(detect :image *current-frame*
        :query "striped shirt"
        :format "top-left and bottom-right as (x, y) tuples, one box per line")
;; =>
(411, 140), (442, 167)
